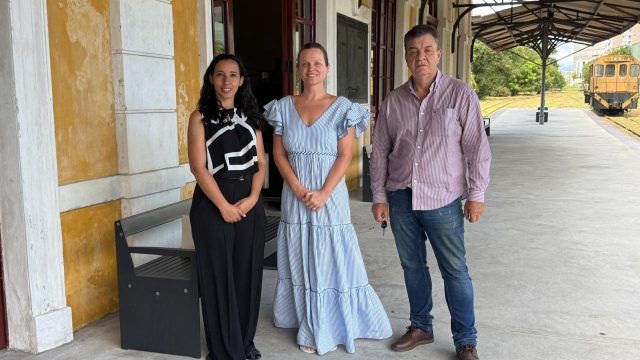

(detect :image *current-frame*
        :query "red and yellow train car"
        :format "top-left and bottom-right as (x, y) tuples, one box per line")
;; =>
(584, 54), (640, 114)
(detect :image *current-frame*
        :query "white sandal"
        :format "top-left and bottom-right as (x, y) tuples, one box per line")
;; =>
(299, 345), (316, 354)
(299, 345), (338, 354)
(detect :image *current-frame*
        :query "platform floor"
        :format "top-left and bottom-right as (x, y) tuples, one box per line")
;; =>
(2, 108), (639, 360)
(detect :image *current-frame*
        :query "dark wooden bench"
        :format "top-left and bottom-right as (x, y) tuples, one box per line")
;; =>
(115, 199), (279, 358)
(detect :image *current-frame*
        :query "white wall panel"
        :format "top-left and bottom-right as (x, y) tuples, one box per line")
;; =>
(118, 0), (174, 55)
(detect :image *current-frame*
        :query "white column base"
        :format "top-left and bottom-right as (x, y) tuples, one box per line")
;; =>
(31, 307), (74, 353)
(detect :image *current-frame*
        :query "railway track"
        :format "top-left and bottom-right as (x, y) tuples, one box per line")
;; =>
(482, 94), (539, 116)
(604, 114), (640, 139)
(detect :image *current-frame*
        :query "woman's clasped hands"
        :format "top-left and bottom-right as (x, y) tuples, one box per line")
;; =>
(303, 190), (329, 212)
(219, 195), (258, 223)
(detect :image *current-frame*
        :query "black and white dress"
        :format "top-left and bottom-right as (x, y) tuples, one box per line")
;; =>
(204, 107), (259, 179)
(189, 107), (266, 360)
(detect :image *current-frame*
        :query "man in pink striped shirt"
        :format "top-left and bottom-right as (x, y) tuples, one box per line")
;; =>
(370, 25), (490, 360)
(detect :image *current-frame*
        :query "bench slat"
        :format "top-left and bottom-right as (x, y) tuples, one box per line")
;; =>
(135, 256), (192, 280)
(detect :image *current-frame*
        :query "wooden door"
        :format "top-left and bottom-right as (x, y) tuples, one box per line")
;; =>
(370, 0), (396, 137)
(282, 0), (315, 96)
(212, 0), (234, 55)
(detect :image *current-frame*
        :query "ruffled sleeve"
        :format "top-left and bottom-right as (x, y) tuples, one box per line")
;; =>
(338, 101), (370, 139)
(263, 99), (283, 135)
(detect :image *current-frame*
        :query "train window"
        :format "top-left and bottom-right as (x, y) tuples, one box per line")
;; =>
(619, 64), (628, 77)
(605, 64), (615, 77)
(595, 64), (604, 77)
(631, 64), (640, 77)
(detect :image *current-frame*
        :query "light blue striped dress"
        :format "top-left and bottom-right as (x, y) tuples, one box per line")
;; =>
(264, 96), (392, 355)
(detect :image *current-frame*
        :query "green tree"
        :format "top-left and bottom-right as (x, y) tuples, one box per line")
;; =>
(546, 65), (566, 90)
(472, 42), (515, 98)
(582, 60), (593, 85)
(472, 43), (565, 97)
(511, 62), (540, 93)
(608, 45), (631, 55)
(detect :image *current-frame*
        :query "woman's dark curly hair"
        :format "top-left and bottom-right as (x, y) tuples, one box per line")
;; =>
(197, 54), (266, 130)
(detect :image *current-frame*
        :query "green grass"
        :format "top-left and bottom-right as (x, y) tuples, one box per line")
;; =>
(607, 110), (640, 138)
(479, 90), (588, 117)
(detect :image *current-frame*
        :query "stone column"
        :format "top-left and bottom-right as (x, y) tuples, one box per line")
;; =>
(109, 0), (185, 259)
(0, 0), (73, 353)
(110, 0), (184, 219)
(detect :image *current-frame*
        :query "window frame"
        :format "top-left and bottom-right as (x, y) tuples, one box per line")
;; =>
(605, 64), (615, 77)
(619, 64), (628, 77)
(594, 64), (604, 77)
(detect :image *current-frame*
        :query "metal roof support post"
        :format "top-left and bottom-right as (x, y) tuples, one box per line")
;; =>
(539, 20), (549, 125)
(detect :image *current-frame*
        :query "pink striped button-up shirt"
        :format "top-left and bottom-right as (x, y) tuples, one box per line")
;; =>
(370, 71), (491, 210)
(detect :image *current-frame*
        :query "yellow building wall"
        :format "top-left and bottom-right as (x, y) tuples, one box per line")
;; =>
(181, 181), (197, 200)
(173, 0), (202, 165)
(47, 0), (117, 185)
(346, 140), (361, 190)
(61, 201), (121, 329)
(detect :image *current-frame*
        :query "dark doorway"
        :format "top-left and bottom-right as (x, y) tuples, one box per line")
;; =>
(233, 0), (285, 200)
(231, 0), (315, 200)
(229, 0), (315, 269)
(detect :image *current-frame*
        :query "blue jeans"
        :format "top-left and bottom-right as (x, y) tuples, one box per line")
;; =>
(387, 189), (477, 347)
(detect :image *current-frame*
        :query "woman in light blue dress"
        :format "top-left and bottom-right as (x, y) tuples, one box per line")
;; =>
(263, 42), (392, 355)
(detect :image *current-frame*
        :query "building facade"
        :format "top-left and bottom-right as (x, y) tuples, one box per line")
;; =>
(0, 0), (473, 353)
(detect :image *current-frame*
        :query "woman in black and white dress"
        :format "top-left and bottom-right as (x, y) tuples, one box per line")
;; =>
(188, 54), (267, 360)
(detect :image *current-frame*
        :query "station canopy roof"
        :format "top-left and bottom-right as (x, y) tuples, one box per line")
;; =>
(469, 0), (640, 55)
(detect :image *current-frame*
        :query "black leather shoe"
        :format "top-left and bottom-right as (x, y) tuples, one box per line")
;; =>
(246, 346), (261, 359)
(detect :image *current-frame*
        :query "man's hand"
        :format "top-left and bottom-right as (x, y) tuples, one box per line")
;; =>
(464, 200), (485, 223)
(371, 203), (389, 222)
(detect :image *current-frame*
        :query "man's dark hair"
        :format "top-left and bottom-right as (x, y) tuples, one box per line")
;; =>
(404, 24), (439, 50)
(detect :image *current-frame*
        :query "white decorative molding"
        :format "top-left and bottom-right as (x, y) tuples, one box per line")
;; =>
(59, 176), (122, 212)
(121, 189), (181, 217)
(59, 167), (187, 212)
(0, 0), (73, 353)
(112, 49), (174, 60)
(58, 164), (196, 216)
(115, 109), (176, 114)
(121, 167), (185, 199)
